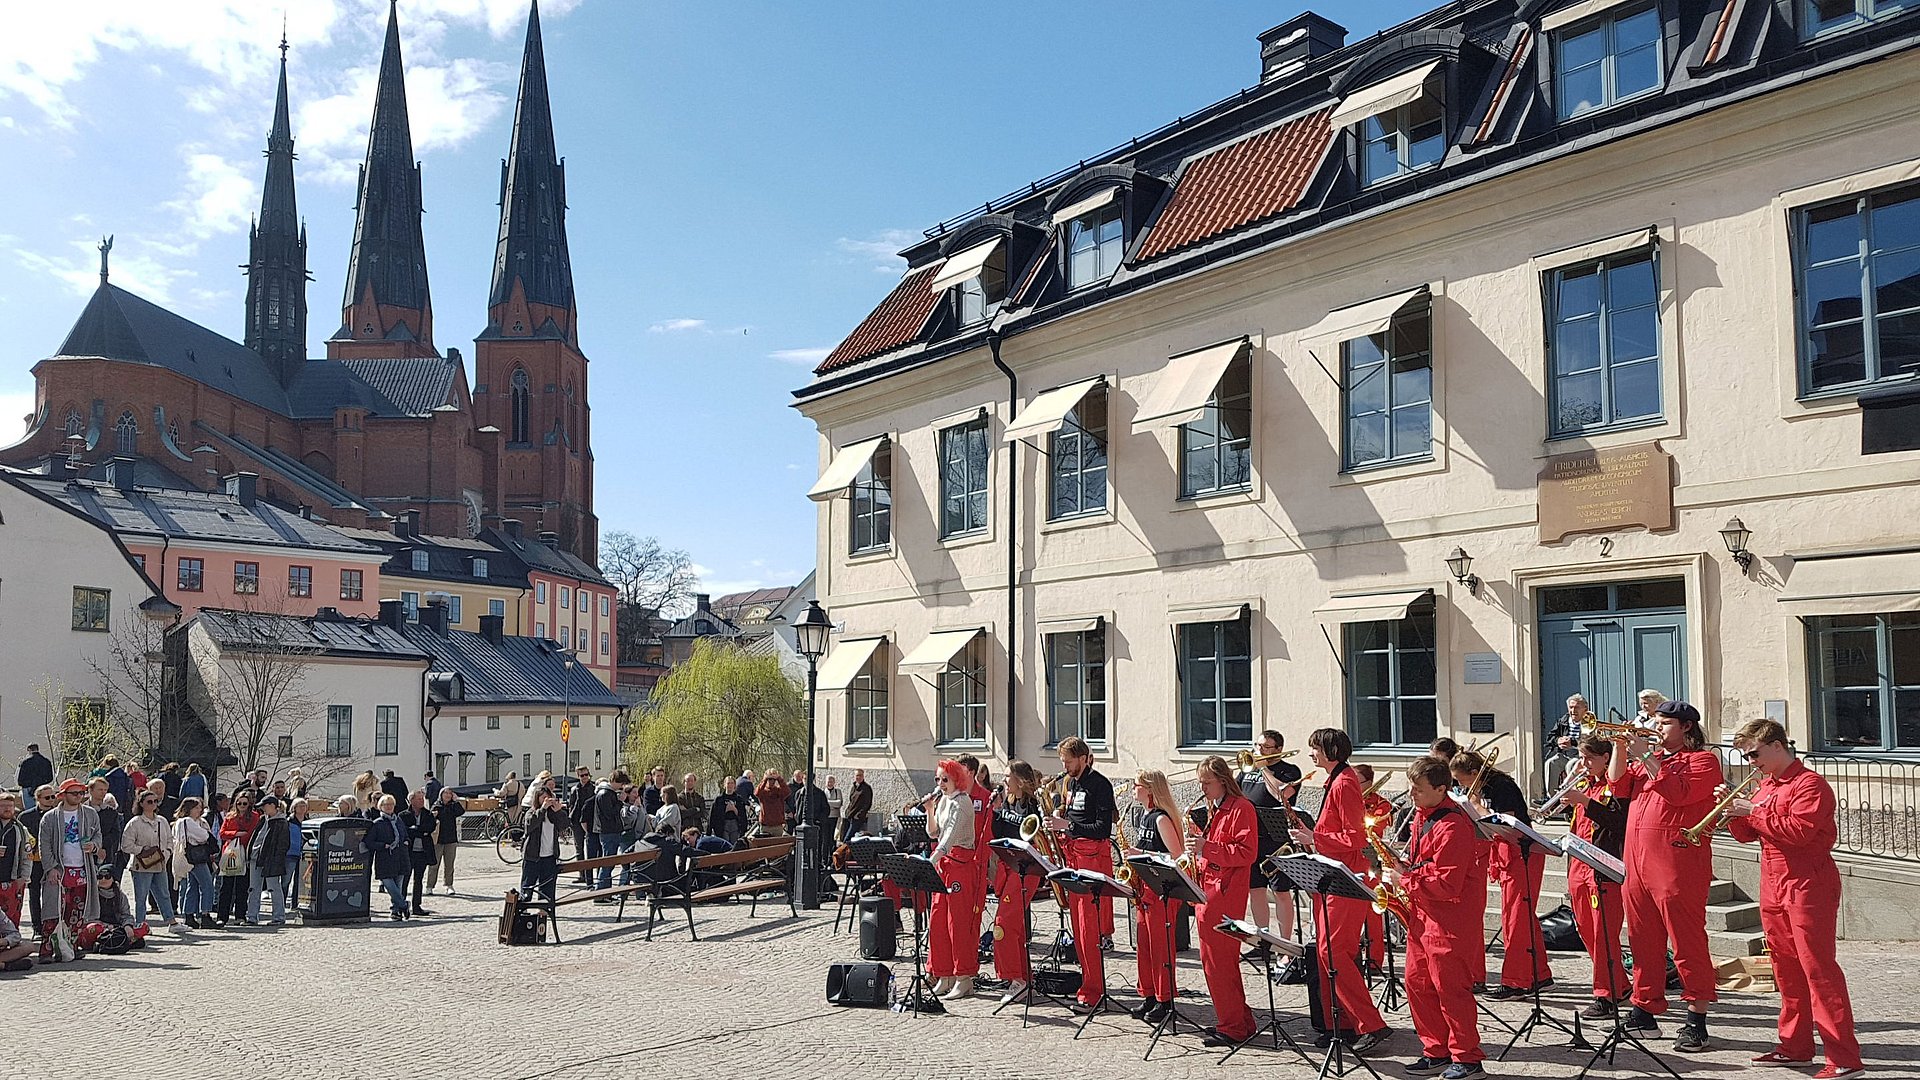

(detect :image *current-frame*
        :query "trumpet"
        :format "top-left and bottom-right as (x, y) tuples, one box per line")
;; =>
(1234, 748), (1298, 770)
(1535, 768), (1592, 814)
(1588, 721), (1647, 742)
(1676, 772), (1760, 847)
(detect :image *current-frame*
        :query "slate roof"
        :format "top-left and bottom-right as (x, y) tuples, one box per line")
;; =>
(1133, 109), (1334, 263)
(333, 525), (534, 589)
(17, 474), (385, 555)
(190, 423), (376, 514)
(396, 622), (624, 708)
(53, 284), (293, 414)
(814, 266), (940, 375)
(285, 357), (457, 418)
(193, 609), (429, 661)
(482, 525), (609, 585)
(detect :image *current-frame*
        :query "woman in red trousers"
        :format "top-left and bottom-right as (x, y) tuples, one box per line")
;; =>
(1450, 749), (1552, 997)
(1354, 763), (1393, 971)
(1610, 700), (1722, 1052)
(1394, 755), (1487, 1079)
(1724, 719), (1864, 1080)
(925, 759), (980, 1001)
(1557, 735), (1634, 1019)
(988, 761), (1042, 1004)
(1123, 769), (1187, 1025)
(1187, 755), (1256, 1047)
(1293, 728), (1391, 1052)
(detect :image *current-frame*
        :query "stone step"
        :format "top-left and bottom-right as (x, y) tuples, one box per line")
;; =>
(1706, 901), (1761, 932)
(1710, 929), (1767, 956)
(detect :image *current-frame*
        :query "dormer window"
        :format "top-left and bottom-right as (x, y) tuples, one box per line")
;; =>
(472, 557), (489, 579)
(930, 236), (1007, 327)
(410, 549), (430, 573)
(1802, 0), (1915, 40)
(1060, 193), (1125, 290)
(1551, 2), (1660, 121)
(1333, 60), (1447, 187)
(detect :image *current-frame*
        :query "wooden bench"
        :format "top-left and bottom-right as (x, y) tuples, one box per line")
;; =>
(646, 838), (797, 941)
(519, 848), (660, 942)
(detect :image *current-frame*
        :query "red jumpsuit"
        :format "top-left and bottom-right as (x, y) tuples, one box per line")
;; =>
(1312, 765), (1388, 1035)
(1482, 771), (1551, 990)
(1061, 835), (1113, 1003)
(1131, 809), (1181, 1003)
(1361, 791), (1394, 968)
(1402, 802), (1484, 1066)
(1621, 749), (1722, 1015)
(927, 794), (980, 979)
(1196, 793), (1257, 1040)
(1567, 773), (1634, 1001)
(966, 782), (992, 956)
(1726, 761), (1861, 1071)
(991, 857), (1040, 983)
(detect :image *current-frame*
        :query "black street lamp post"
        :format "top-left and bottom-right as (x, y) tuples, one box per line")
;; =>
(792, 599), (832, 909)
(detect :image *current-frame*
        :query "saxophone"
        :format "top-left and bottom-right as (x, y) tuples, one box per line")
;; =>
(1025, 774), (1070, 907)
(1114, 807), (1137, 887)
(1363, 816), (1413, 925)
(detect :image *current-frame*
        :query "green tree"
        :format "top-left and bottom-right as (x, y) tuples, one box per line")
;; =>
(627, 638), (805, 785)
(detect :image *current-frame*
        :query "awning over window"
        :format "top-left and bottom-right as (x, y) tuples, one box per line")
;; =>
(1778, 553), (1920, 616)
(1540, 0), (1643, 32)
(899, 627), (986, 678)
(817, 635), (888, 692)
(806, 435), (887, 502)
(1313, 588), (1434, 625)
(1051, 186), (1119, 226)
(1328, 60), (1444, 130)
(457, 750), (475, 759)
(485, 748), (513, 760)
(1169, 603), (1249, 626)
(1536, 225), (1657, 270)
(1130, 337), (1251, 435)
(1303, 286), (1430, 343)
(1005, 378), (1103, 443)
(929, 236), (1006, 292)
(1039, 615), (1104, 634)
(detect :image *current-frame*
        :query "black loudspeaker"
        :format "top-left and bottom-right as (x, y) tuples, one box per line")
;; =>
(826, 962), (892, 1007)
(859, 896), (897, 960)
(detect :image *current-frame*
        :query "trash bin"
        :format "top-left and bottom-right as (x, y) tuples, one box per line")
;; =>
(300, 815), (373, 923)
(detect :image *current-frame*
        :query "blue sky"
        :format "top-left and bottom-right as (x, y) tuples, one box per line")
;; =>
(0, 0), (1431, 596)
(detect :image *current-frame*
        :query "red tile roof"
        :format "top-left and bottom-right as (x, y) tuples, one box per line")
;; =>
(816, 266), (941, 374)
(1471, 28), (1533, 146)
(1133, 109), (1333, 263)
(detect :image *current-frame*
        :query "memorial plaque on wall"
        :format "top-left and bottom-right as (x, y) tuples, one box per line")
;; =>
(1538, 441), (1674, 542)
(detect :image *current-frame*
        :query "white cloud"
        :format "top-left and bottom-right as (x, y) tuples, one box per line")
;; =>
(834, 229), (916, 273)
(0, 388), (39, 446)
(767, 346), (831, 366)
(649, 318), (708, 334)
(8, 235), (192, 304)
(171, 152), (256, 239)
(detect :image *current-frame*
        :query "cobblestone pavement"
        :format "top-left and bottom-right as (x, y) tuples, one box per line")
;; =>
(8, 858), (1917, 1079)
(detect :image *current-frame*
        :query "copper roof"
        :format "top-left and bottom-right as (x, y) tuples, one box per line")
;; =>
(1470, 28), (1533, 147)
(815, 266), (941, 374)
(1703, 0), (1740, 67)
(1133, 109), (1333, 263)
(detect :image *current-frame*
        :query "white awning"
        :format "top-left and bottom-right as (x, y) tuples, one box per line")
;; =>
(1779, 553), (1920, 616)
(1303, 286), (1430, 343)
(1313, 588), (1434, 625)
(898, 627), (986, 678)
(1005, 378), (1103, 443)
(1541, 0), (1643, 32)
(1051, 187), (1119, 226)
(806, 435), (887, 502)
(1535, 225), (1657, 270)
(1169, 604), (1248, 626)
(928, 236), (1005, 292)
(1130, 337), (1251, 435)
(817, 635), (888, 692)
(1328, 60), (1444, 130)
(1039, 615), (1104, 634)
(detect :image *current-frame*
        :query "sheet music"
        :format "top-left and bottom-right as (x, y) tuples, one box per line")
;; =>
(1559, 834), (1627, 884)
(1484, 812), (1564, 853)
(1127, 852), (1204, 900)
(1216, 916), (1308, 957)
(1046, 866), (1137, 900)
(988, 837), (1059, 876)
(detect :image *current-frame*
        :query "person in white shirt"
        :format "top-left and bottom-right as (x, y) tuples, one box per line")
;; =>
(927, 760), (980, 1001)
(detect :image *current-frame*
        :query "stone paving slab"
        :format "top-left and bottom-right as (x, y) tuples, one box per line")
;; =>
(6, 858), (1916, 1079)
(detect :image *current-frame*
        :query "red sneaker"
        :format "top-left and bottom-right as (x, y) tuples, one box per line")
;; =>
(1812, 1067), (1865, 1079)
(1753, 1050), (1812, 1065)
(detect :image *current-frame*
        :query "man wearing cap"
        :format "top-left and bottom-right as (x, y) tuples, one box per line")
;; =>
(36, 779), (103, 958)
(15, 744), (53, 795)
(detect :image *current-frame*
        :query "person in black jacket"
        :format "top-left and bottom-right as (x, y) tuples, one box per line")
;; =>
(361, 796), (411, 921)
(590, 778), (625, 895)
(519, 791), (570, 905)
(565, 767), (594, 884)
(426, 789), (464, 897)
(247, 797), (293, 925)
(379, 770), (410, 806)
(86, 778), (125, 887)
(841, 769), (873, 842)
(707, 780), (751, 845)
(400, 791), (437, 917)
(16, 745), (54, 794)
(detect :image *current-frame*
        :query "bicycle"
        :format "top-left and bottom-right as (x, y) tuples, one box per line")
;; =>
(495, 822), (574, 865)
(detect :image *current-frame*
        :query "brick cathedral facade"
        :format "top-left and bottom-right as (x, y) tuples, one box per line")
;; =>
(0, 2), (599, 562)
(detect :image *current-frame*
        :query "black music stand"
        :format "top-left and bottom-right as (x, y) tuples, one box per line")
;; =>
(1047, 867), (1134, 1037)
(1563, 840), (1680, 1080)
(1361, 897), (1406, 1013)
(834, 836), (896, 933)
(1272, 854), (1385, 1080)
(1481, 813), (1584, 1057)
(988, 839), (1074, 1026)
(880, 853), (956, 1016)
(1214, 916), (1315, 1067)
(1241, 805), (1296, 969)
(1125, 855), (1207, 1060)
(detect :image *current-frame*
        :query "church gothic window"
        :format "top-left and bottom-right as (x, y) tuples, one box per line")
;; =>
(511, 368), (530, 444)
(114, 411), (138, 454)
(64, 410), (83, 440)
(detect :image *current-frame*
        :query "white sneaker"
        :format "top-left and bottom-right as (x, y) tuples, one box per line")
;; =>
(168, 920), (190, 935)
(999, 979), (1028, 1004)
(930, 977), (955, 996)
(941, 976), (974, 1000)
(444, 886), (456, 896)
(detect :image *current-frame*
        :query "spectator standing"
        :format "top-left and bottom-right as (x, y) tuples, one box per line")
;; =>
(214, 791), (261, 927)
(92, 755), (132, 810)
(755, 770), (790, 837)
(590, 778), (624, 896)
(173, 798), (216, 929)
(379, 769), (410, 806)
(641, 766), (667, 814)
(119, 788), (185, 934)
(286, 767), (309, 799)
(680, 773), (707, 838)
(36, 780), (103, 959)
(19, 787), (55, 931)
(496, 772), (525, 827)
(618, 788), (650, 886)
(127, 761), (148, 796)
(362, 795), (411, 921)
(565, 767), (595, 883)
(146, 777), (178, 823)
(653, 786), (684, 838)
(786, 769), (805, 821)
(825, 775), (843, 842)
(352, 771), (381, 812)
(401, 791), (437, 916)
(708, 779), (750, 845)
(246, 795), (291, 926)
(234, 768), (269, 803)
(283, 799), (310, 906)
(157, 762), (182, 802)
(178, 764), (207, 802)
(428, 789), (464, 896)
(15, 744), (54, 795)
(843, 769), (873, 841)
(519, 790), (568, 905)
(86, 780), (124, 886)
(423, 771), (444, 804)
(0, 792), (28, 928)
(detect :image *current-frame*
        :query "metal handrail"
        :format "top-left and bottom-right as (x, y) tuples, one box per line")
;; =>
(1715, 745), (1919, 862)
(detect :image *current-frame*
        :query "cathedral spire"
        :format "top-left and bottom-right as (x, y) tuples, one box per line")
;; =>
(245, 32), (309, 383)
(490, 0), (575, 330)
(334, 0), (433, 355)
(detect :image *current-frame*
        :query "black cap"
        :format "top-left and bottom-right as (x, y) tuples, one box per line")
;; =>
(1654, 699), (1702, 726)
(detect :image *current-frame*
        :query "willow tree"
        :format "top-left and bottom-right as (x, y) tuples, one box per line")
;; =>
(628, 638), (806, 785)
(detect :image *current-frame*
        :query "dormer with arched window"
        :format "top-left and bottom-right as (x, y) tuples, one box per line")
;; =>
(1329, 30), (1497, 189)
(1040, 166), (1168, 297)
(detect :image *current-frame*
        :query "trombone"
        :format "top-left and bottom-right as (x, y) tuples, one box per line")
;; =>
(1234, 748), (1297, 770)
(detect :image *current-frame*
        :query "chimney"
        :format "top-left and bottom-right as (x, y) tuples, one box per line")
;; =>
(421, 599), (450, 636)
(222, 471), (258, 507)
(1259, 12), (1346, 82)
(106, 456), (138, 493)
(378, 598), (407, 629)
(694, 593), (711, 613)
(537, 530), (559, 547)
(297, 504), (312, 520)
(314, 606), (344, 622)
(501, 518), (523, 540)
(479, 613), (506, 645)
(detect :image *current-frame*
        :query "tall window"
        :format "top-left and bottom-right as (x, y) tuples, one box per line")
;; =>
(560, 586), (571, 609)
(288, 565), (312, 598)
(1554, 3), (1661, 120)
(114, 411), (138, 454)
(600, 596), (610, 617)
(233, 562), (260, 595)
(938, 636), (988, 745)
(510, 368), (531, 444)
(956, 250), (1007, 326)
(1795, 182), (1920, 394)
(851, 444), (893, 554)
(340, 569), (364, 601)
(487, 714), (501, 730)
(1360, 89), (1445, 185)
(938, 417), (990, 539)
(536, 581), (548, 604)
(177, 558), (204, 593)
(71, 587), (110, 632)
(64, 411), (83, 439)
(1050, 391), (1109, 518)
(374, 705), (399, 756)
(1046, 628), (1108, 747)
(1180, 360), (1252, 498)
(1178, 613), (1252, 746)
(473, 558), (489, 578)
(1065, 201), (1124, 289)
(410, 549), (430, 572)
(326, 705), (352, 756)
(1802, 0), (1914, 39)
(1808, 612), (1920, 751)
(1344, 306), (1433, 469)
(489, 599), (506, 618)
(848, 651), (889, 745)
(401, 591), (420, 620)
(1346, 606), (1438, 749)
(568, 750), (580, 772)
(580, 590), (590, 613)
(1549, 251), (1661, 436)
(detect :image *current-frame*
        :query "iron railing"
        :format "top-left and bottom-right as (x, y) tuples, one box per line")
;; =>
(1718, 747), (1920, 863)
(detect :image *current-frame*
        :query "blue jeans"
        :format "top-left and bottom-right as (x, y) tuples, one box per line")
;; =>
(284, 856), (300, 905)
(594, 832), (623, 889)
(182, 864), (215, 914)
(380, 875), (408, 916)
(520, 855), (558, 904)
(248, 863), (286, 922)
(130, 870), (175, 923)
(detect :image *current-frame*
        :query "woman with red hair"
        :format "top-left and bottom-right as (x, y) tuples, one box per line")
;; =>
(927, 759), (981, 1000)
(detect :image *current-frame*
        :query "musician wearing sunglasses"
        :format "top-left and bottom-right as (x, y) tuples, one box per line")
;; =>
(1609, 699), (1723, 1052)
(926, 759), (981, 1001)
(1719, 719), (1863, 1080)
(1449, 749), (1551, 999)
(1291, 728), (1392, 1052)
(1389, 755), (1486, 1080)
(988, 760), (1043, 1005)
(1554, 735), (1634, 1020)
(1045, 735), (1116, 1013)
(1184, 755), (1257, 1048)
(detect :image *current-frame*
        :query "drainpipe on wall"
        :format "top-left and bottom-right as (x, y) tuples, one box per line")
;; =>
(987, 328), (1018, 759)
